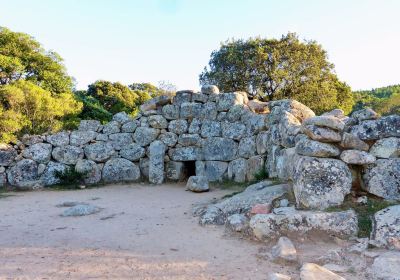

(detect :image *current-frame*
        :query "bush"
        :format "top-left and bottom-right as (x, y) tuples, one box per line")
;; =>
(54, 168), (87, 188)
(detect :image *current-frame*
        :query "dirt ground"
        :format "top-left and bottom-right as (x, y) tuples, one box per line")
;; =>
(0, 183), (363, 280)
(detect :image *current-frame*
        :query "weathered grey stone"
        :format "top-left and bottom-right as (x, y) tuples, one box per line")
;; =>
(133, 127), (160, 146)
(268, 99), (315, 123)
(362, 159), (400, 200)
(202, 102), (217, 120)
(271, 237), (297, 263)
(102, 158), (140, 183)
(168, 119), (188, 134)
(84, 142), (115, 162)
(148, 115), (168, 129)
(340, 132), (369, 151)
(188, 118), (201, 134)
(102, 121), (120, 134)
(226, 214), (248, 232)
(166, 161), (185, 181)
(191, 93), (208, 103)
(61, 204), (101, 217)
(112, 112), (132, 124)
(70, 131), (97, 146)
(238, 136), (256, 158)
(119, 143), (145, 161)
(200, 120), (221, 137)
(302, 124), (341, 143)
(221, 122), (246, 140)
(256, 131), (269, 155)
(173, 91), (192, 105)
(140, 95), (171, 111)
(180, 102), (203, 119)
(37, 163), (46, 175)
(139, 158), (149, 179)
(75, 159), (102, 184)
(78, 120), (101, 132)
(340, 150), (376, 165)
(158, 132), (178, 147)
(266, 144), (282, 178)
(350, 115), (400, 140)
(201, 84), (219, 94)
(293, 157), (352, 209)
(149, 140), (165, 184)
(7, 159), (39, 189)
(0, 144), (17, 166)
(178, 134), (201, 146)
(217, 92), (247, 111)
(295, 137), (340, 158)
(300, 263), (345, 280)
(227, 158), (247, 183)
(351, 108), (379, 121)
(276, 148), (298, 181)
(52, 145), (84, 165)
(161, 104), (179, 120)
(246, 155), (265, 181)
(170, 146), (202, 161)
(216, 112), (228, 121)
(241, 110), (267, 136)
(250, 209), (358, 240)
(303, 116), (345, 131)
(277, 112), (302, 148)
(200, 181), (289, 225)
(322, 109), (346, 119)
(22, 143), (52, 164)
(371, 205), (400, 250)
(108, 133), (133, 150)
(227, 105), (246, 122)
(121, 121), (138, 133)
(142, 109), (161, 116)
(46, 131), (70, 147)
(201, 161), (228, 182)
(95, 133), (108, 141)
(203, 137), (238, 161)
(21, 134), (43, 146)
(40, 161), (68, 186)
(369, 252), (400, 280)
(186, 176), (209, 192)
(370, 137), (400, 158)
(268, 273), (292, 280)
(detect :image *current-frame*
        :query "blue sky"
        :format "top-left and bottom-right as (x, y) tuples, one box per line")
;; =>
(1, 0), (399, 91)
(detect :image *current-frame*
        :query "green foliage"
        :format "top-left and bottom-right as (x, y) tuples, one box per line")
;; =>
(74, 90), (112, 123)
(352, 84), (400, 115)
(326, 196), (397, 238)
(0, 26), (73, 94)
(0, 80), (82, 142)
(200, 33), (354, 114)
(54, 167), (87, 188)
(254, 168), (269, 181)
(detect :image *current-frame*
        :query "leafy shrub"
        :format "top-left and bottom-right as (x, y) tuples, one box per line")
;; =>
(54, 168), (87, 188)
(253, 168), (269, 181)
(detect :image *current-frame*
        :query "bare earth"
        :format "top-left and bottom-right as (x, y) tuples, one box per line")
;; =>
(0, 183), (361, 280)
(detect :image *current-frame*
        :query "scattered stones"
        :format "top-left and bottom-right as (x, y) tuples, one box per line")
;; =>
(300, 263), (345, 280)
(186, 176), (209, 192)
(340, 150), (376, 165)
(271, 237), (297, 263)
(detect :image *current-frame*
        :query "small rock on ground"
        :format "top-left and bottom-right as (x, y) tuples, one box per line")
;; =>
(271, 236), (297, 263)
(300, 263), (345, 280)
(61, 204), (101, 217)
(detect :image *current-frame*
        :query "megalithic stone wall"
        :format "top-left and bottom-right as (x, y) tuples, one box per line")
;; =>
(0, 85), (399, 210)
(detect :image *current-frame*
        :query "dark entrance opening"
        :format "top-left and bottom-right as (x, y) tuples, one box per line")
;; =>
(183, 161), (196, 178)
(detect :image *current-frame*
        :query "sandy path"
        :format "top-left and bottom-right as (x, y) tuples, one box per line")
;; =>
(0, 183), (292, 280)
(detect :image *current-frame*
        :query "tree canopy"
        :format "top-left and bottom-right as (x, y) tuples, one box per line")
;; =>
(200, 33), (354, 114)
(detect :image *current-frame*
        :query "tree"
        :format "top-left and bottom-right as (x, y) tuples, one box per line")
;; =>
(0, 27), (73, 94)
(200, 33), (354, 114)
(0, 80), (82, 142)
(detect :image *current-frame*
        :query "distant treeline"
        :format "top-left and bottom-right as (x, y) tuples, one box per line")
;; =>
(352, 85), (400, 115)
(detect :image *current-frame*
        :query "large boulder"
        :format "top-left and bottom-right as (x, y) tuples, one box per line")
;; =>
(196, 161), (228, 182)
(168, 119), (188, 134)
(369, 252), (400, 280)
(202, 137), (238, 161)
(351, 108), (379, 121)
(166, 161), (185, 181)
(108, 133), (133, 150)
(40, 161), (68, 186)
(202, 102), (218, 120)
(52, 145), (84, 165)
(362, 159), (400, 200)
(158, 131), (178, 147)
(75, 159), (102, 185)
(371, 205), (400, 250)
(180, 102), (203, 119)
(216, 92), (247, 111)
(238, 136), (257, 158)
(300, 263), (345, 280)
(199, 181), (289, 225)
(201, 85), (219, 94)
(350, 115), (400, 140)
(121, 121), (138, 133)
(133, 127), (160, 146)
(302, 125), (341, 143)
(70, 131), (97, 146)
(246, 155), (265, 181)
(102, 158), (140, 183)
(250, 209), (358, 240)
(78, 120), (101, 132)
(112, 112), (132, 124)
(221, 122), (246, 140)
(340, 132), (369, 151)
(46, 131), (70, 147)
(149, 140), (165, 184)
(295, 137), (340, 158)
(162, 104), (180, 120)
(169, 146), (202, 161)
(119, 143), (145, 161)
(7, 159), (39, 189)
(173, 91), (192, 106)
(177, 134), (201, 147)
(22, 143), (52, 164)
(302, 115), (345, 131)
(102, 121), (121, 135)
(0, 144), (17, 166)
(256, 131), (269, 155)
(200, 120), (221, 137)
(148, 115), (168, 129)
(227, 158), (247, 183)
(293, 157), (352, 209)
(340, 150), (376, 165)
(186, 176), (209, 192)
(370, 137), (400, 158)
(84, 142), (115, 162)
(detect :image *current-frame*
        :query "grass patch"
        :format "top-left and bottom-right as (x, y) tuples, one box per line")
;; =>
(326, 196), (398, 238)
